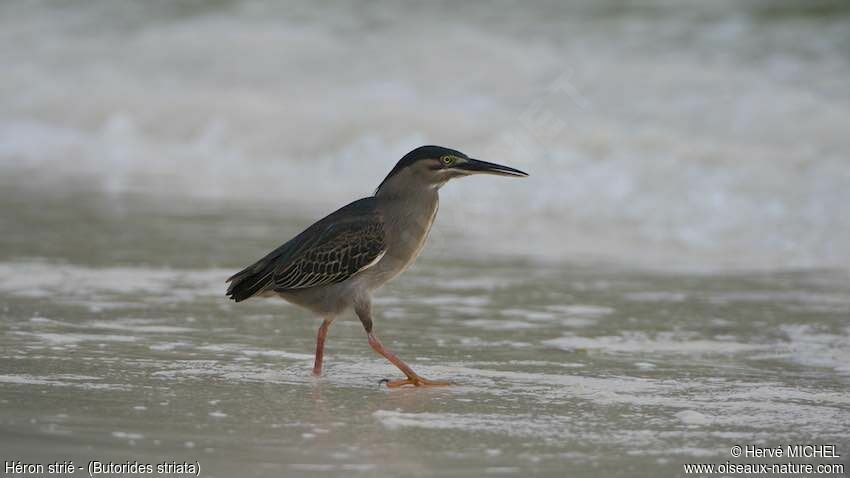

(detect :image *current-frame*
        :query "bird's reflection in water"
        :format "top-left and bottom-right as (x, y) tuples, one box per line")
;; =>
(298, 377), (453, 473)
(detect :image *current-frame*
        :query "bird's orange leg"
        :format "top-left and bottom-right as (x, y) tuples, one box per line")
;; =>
(312, 319), (332, 376)
(367, 332), (451, 388)
(355, 299), (449, 387)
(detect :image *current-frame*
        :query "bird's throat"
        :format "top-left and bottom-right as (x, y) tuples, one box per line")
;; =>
(377, 188), (439, 277)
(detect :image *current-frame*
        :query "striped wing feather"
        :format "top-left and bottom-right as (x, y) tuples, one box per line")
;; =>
(225, 198), (385, 301)
(273, 220), (385, 290)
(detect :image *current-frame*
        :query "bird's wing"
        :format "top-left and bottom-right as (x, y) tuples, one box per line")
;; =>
(272, 212), (386, 290)
(225, 198), (385, 301)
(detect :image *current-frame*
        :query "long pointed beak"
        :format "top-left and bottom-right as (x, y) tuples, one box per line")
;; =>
(457, 158), (528, 177)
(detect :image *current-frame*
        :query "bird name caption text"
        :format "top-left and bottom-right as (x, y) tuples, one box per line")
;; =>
(4, 460), (200, 477)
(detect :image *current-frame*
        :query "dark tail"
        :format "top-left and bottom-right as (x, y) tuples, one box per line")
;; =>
(226, 229), (304, 302)
(226, 261), (274, 302)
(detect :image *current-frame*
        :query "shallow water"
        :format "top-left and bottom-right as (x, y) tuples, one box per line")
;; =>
(1, 188), (849, 476)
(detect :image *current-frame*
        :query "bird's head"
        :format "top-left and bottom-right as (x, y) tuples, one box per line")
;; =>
(375, 145), (528, 196)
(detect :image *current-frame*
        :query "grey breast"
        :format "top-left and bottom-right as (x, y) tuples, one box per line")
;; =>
(368, 188), (439, 279)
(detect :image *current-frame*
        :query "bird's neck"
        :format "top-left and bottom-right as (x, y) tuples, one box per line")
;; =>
(376, 180), (439, 243)
(375, 185), (439, 278)
(376, 182), (439, 217)
(375, 181), (436, 199)
(374, 170), (441, 252)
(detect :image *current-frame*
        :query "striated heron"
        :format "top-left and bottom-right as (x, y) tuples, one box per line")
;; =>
(226, 145), (528, 387)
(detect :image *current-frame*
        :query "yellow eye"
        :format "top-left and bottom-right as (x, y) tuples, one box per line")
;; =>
(440, 155), (456, 166)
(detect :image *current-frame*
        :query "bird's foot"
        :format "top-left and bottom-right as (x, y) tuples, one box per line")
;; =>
(379, 375), (451, 388)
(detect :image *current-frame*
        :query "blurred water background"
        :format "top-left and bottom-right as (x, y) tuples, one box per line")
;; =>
(1, 1), (849, 476)
(3, 0), (850, 269)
